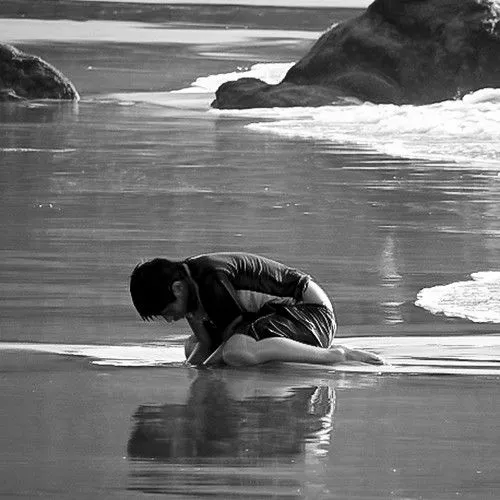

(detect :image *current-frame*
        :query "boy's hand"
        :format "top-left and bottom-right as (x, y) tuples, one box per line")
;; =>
(202, 343), (226, 366)
(185, 338), (212, 366)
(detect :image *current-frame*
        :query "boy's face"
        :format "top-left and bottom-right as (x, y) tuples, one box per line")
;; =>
(160, 280), (189, 322)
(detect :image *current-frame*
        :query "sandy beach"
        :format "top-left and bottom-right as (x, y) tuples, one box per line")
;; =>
(2, 350), (499, 499)
(1, 2), (499, 498)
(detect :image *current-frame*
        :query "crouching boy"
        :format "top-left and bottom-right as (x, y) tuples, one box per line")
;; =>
(129, 252), (383, 366)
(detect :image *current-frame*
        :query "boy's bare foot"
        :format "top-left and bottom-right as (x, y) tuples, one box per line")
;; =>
(332, 346), (384, 365)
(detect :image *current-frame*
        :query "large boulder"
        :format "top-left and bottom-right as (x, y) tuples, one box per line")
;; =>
(0, 43), (79, 102)
(212, 0), (500, 108)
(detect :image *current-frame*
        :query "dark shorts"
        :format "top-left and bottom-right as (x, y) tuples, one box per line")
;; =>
(232, 303), (336, 349)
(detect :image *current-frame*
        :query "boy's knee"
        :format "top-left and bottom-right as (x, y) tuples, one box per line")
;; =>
(222, 347), (256, 366)
(222, 336), (258, 366)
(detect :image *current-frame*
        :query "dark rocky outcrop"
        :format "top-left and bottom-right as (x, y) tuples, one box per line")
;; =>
(212, 0), (500, 108)
(0, 43), (79, 102)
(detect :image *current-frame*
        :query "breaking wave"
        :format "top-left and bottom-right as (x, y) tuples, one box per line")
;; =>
(110, 62), (500, 167)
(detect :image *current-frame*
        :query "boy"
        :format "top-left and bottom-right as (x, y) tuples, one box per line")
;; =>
(129, 252), (383, 366)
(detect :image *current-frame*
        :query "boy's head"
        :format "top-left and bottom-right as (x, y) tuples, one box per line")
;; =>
(130, 258), (190, 321)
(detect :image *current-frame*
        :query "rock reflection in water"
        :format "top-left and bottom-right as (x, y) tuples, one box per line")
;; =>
(127, 371), (335, 497)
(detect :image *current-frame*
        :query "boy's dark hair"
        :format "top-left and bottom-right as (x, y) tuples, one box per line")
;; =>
(129, 258), (186, 320)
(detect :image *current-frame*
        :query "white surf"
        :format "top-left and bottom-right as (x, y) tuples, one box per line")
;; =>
(416, 272), (500, 323)
(103, 62), (500, 168)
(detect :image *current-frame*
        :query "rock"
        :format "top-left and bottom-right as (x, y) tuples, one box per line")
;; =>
(214, 77), (344, 108)
(212, 0), (500, 108)
(0, 43), (79, 101)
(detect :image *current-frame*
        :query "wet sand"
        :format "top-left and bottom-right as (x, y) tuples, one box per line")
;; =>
(1, 351), (499, 499)
(1, 4), (500, 498)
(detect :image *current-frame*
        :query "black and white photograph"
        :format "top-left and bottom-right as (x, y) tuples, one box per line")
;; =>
(1, 0), (499, 498)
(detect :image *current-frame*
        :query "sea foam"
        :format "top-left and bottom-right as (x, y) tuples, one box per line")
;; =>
(173, 63), (295, 94)
(244, 93), (500, 166)
(111, 61), (500, 167)
(416, 272), (500, 323)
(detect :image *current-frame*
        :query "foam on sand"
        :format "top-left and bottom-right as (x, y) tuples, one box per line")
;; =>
(416, 272), (500, 323)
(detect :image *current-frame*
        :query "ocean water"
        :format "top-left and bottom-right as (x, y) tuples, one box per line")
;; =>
(1, 11), (499, 373)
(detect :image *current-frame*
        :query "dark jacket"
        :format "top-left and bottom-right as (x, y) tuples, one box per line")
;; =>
(184, 252), (310, 345)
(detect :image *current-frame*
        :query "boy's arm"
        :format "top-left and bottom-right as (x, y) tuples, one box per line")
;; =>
(186, 315), (244, 366)
(201, 315), (243, 366)
(185, 341), (212, 365)
(198, 271), (244, 334)
(302, 280), (333, 310)
(185, 316), (213, 365)
(185, 271), (246, 365)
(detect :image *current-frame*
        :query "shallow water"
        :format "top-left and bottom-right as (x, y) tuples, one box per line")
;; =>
(1, 356), (499, 500)
(1, 87), (499, 344)
(1, 5), (500, 499)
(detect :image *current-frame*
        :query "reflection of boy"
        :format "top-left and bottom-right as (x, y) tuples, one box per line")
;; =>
(129, 252), (383, 366)
(127, 374), (335, 461)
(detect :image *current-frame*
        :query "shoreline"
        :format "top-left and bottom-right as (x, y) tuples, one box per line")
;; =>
(0, 18), (321, 44)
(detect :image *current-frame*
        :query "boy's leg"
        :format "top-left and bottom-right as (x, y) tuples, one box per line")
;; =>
(236, 303), (336, 349)
(221, 334), (383, 367)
